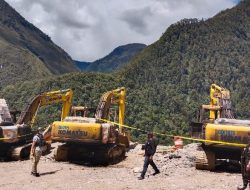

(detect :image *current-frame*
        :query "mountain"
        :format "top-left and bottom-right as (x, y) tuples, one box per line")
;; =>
(0, 0), (79, 87)
(75, 43), (146, 72)
(1, 1), (250, 143)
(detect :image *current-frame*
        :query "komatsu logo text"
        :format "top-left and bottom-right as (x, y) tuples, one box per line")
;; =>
(217, 130), (248, 143)
(58, 125), (87, 137)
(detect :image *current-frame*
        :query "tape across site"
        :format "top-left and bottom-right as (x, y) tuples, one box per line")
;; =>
(1, 119), (247, 148)
(98, 118), (247, 148)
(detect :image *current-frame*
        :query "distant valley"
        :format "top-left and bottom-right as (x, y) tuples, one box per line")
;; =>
(75, 43), (146, 72)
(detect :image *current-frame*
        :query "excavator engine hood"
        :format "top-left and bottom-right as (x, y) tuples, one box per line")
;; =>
(50, 119), (117, 144)
(205, 120), (250, 145)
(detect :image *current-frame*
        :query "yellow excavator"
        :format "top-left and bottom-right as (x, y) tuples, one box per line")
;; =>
(191, 84), (250, 170)
(45, 87), (129, 164)
(0, 89), (73, 160)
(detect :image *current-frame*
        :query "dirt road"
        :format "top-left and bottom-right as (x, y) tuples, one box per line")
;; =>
(0, 144), (243, 190)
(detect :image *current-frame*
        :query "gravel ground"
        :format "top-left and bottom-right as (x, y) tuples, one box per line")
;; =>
(0, 143), (243, 190)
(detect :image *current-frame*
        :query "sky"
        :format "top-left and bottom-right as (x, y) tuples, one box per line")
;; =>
(5, 0), (239, 62)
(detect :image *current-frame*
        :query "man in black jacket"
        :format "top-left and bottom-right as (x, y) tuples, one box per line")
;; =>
(238, 138), (250, 190)
(138, 132), (160, 180)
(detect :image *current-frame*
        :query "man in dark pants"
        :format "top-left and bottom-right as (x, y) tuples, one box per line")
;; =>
(238, 138), (250, 190)
(138, 132), (160, 180)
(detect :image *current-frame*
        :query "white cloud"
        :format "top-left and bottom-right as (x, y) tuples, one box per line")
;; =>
(5, 0), (237, 61)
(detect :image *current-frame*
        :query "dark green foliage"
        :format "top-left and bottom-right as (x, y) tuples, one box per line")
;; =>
(0, 72), (119, 128)
(119, 0), (250, 143)
(76, 43), (146, 72)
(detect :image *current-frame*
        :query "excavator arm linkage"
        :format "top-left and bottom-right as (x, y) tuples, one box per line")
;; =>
(95, 87), (126, 134)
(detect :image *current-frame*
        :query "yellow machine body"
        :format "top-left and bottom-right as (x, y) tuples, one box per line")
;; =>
(46, 87), (129, 164)
(205, 123), (249, 145)
(47, 87), (127, 144)
(191, 84), (249, 170)
(0, 89), (73, 160)
(51, 121), (102, 143)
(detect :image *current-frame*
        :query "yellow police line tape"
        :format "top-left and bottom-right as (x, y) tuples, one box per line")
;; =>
(0, 133), (33, 141)
(99, 118), (247, 148)
(0, 119), (247, 148)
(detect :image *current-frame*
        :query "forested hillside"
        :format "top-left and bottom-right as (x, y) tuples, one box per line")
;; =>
(1, 0), (250, 143)
(0, 0), (78, 88)
(120, 0), (250, 141)
(0, 73), (118, 129)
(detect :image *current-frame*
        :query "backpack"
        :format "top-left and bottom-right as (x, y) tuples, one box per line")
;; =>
(35, 134), (46, 147)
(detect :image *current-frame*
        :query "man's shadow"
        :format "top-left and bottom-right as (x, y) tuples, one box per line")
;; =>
(69, 155), (128, 167)
(39, 169), (62, 176)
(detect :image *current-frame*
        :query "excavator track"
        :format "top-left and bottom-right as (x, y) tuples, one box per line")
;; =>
(9, 143), (32, 161)
(106, 144), (126, 164)
(195, 147), (215, 171)
(93, 144), (126, 165)
(53, 143), (126, 165)
(53, 144), (69, 161)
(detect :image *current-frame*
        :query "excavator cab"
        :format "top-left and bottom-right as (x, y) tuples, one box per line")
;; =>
(0, 99), (19, 143)
(191, 105), (221, 138)
(70, 106), (96, 118)
(9, 110), (21, 123)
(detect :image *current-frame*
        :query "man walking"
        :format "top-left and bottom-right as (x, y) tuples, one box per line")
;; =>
(138, 132), (160, 180)
(30, 127), (46, 177)
(238, 135), (250, 190)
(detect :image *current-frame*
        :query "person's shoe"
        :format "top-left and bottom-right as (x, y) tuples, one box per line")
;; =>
(138, 176), (144, 180)
(31, 172), (40, 177)
(237, 185), (247, 190)
(152, 170), (160, 176)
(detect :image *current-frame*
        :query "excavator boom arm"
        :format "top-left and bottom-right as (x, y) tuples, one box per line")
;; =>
(17, 89), (73, 127)
(95, 87), (126, 133)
